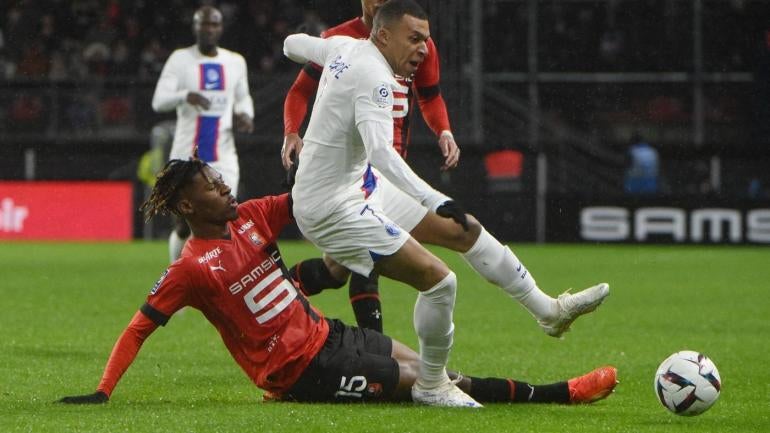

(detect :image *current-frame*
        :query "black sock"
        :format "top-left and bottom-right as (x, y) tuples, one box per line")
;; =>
(349, 272), (382, 332)
(468, 377), (569, 403)
(290, 259), (345, 296)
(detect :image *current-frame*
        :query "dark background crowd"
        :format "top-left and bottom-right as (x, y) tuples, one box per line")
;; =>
(0, 0), (359, 81)
(3, 0), (768, 81)
(1, 0), (770, 206)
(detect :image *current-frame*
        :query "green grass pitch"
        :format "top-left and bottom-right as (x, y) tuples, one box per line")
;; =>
(1, 241), (769, 433)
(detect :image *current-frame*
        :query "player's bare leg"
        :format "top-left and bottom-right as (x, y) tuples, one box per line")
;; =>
(389, 338), (617, 404)
(411, 212), (609, 338)
(375, 237), (481, 408)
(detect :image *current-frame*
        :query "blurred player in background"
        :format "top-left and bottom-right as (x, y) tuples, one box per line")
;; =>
(58, 158), (618, 406)
(281, 0), (609, 340)
(152, 6), (254, 262)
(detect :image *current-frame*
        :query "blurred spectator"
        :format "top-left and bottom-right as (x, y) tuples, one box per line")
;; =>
(83, 41), (110, 78)
(0, 0), (345, 79)
(138, 38), (167, 79)
(624, 133), (660, 195)
(296, 9), (327, 36)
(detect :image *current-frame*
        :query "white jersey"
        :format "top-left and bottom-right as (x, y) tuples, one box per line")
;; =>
(283, 34), (449, 219)
(152, 46), (253, 166)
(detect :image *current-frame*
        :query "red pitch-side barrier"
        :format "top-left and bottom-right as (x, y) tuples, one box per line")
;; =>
(0, 181), (133, 241)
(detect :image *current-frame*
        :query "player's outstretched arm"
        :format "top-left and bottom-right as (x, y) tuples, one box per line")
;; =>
(58, 391), (109, 404)
(57, 311), (159, 404)
(282, 67), (321, 170)
(151, 52), (188, 112)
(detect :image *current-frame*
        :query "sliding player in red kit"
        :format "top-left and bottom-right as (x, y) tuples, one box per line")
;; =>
(57, 158), (618, 406)
(92, 162), (327, 398)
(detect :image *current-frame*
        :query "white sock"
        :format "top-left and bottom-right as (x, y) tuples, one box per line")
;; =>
(413, 272), (456, 388)
(168, 231), (187, 263)
(462, 228), (556, 320)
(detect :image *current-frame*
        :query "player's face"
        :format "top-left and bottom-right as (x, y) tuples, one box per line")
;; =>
(384, 14), (429, 77)
(194, 10), (223, 50)
(184, 167), (238, 224)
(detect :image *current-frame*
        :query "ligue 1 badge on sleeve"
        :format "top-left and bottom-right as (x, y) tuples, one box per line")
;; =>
(372, 83), (393, 108)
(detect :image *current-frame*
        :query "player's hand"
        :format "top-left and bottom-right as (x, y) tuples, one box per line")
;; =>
(436, 201), (469, 231)
(58, 391), (109, 404)
(284, 154), (299, 190)
(281, 133), (304, 170)
(186, 92), (211, 110)
(235, 113), (254, 133)
(438, 130), (460, 171)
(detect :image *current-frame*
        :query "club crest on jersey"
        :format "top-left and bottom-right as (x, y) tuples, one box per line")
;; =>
(249, 232), (264, 246)
(372, 83), (393, 108)
(200, 63), (224, 90)
(150, 269), (169, 295)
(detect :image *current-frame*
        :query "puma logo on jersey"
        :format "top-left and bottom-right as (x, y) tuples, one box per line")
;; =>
(209, 260), (226, 272)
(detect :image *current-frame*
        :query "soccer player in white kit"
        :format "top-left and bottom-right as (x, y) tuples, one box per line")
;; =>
(283, 0), (609, 340)
(283, 0), (481, 407)
(152, 6), (254, 262)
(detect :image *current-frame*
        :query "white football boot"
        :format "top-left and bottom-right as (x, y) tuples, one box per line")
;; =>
(538, 283), (610, 338)
(412, 376), (483, 408)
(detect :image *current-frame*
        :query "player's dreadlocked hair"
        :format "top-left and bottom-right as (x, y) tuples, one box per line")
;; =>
(140, 158), (208, 221)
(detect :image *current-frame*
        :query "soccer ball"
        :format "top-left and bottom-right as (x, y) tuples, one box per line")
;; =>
(654, 350), (721, 416)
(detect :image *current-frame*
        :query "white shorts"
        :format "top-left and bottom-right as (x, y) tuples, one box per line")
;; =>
(294, 197), (410, 276)
(369, 170), (429, 232)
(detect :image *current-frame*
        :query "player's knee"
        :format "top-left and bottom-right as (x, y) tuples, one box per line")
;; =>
(437, 214), (482, 252)
(421, 260), (453, 290)
(459, 215), (482, 246)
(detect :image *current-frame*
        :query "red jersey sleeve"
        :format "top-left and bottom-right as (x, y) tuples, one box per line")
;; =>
(283, 64), (322, 136)
(413, 38), (451, 136)
(143, 264), (193, 321)
(96, 311), (158, 397)
(239, 194), (292, 241)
